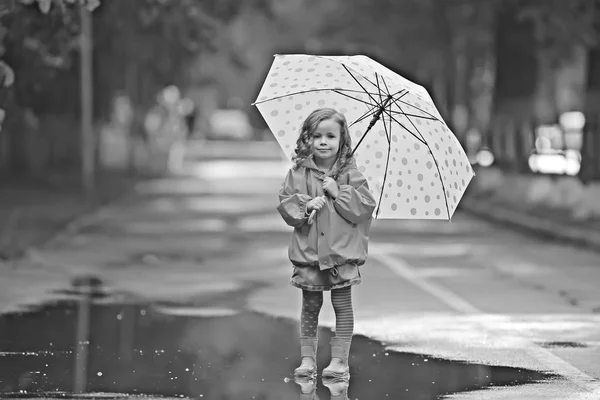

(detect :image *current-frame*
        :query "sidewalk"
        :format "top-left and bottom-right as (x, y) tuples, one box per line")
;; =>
(461, 193), (600, 253)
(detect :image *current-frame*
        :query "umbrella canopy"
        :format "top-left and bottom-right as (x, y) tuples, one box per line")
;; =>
(254, 54), (475, 220)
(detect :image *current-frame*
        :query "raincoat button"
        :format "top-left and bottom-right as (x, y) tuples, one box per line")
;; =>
(320, 231), (324, 236)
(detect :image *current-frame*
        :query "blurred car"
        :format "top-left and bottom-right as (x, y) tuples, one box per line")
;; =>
(207, 109), (253, 140)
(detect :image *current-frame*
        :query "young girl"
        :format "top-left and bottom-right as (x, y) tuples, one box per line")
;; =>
(276, 108), (377, 380)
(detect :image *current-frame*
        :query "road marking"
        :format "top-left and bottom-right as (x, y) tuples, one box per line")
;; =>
(372, 251), (480, 315)
(371, 247), (600, 393)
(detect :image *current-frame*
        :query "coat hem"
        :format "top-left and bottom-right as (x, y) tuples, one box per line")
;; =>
(291, 259), (365, 270)
(290, 277), (362, 291)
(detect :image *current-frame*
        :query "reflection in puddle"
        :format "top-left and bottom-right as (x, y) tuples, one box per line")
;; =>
(0, 298), (551, 399)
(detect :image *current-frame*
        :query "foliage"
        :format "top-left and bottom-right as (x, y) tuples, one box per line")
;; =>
(0, 0), (274, 174)
(319, 0), (600, 74)
(0, 0), (270, 120)
(514, 0), (597, 62)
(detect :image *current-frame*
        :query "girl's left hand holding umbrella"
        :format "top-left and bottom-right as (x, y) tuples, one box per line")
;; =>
(322, 177), (339, 199)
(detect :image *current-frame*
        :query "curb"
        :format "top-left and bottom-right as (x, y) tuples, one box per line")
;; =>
(461, 198), (600, 253)
(1, 190), (135, 269)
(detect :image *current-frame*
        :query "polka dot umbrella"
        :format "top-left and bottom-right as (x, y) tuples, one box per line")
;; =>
(253, 54), (475, 220)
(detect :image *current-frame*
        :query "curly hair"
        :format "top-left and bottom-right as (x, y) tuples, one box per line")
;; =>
(291, 108), (355, 180)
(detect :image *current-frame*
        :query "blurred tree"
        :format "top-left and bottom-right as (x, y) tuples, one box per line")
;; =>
(514, 0), (595, 125)
(185, 0), (332, 137)
(318, 0), (599, 175)
(0, 0), (101, 174)
(314, 0), (493, 139)
(91, 0), (273, 167)
(0, 0), (263, 176)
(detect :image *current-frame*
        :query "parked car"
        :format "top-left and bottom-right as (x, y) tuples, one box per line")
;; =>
(207, 109), (253, 140)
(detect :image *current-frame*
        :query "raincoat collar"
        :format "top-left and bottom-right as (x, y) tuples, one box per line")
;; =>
(300, 155), (322, 171)
(299, 154), (357, 175)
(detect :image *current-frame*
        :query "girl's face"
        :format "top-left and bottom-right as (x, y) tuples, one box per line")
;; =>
(311, 118), (341, 163)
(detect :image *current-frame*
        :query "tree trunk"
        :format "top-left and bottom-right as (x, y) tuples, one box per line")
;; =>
(125, 60), (138, 174)
(533, 48), (558, 124)
(554, 45), (588, 114)
(467, 6), (496, 147)
(450, 35), (469, 144)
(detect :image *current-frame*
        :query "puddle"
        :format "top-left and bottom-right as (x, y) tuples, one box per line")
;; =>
(0, 296), (551, 399)
(538, 341), (588, 349)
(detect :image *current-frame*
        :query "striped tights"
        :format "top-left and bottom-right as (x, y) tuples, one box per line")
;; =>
(300, 287), (354, 339)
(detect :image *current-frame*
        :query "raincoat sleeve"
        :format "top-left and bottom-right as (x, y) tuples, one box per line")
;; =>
(276, 168), (312, 228)
(333, 168), (376, 224)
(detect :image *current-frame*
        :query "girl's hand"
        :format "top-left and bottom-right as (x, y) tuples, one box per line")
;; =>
(322, 177), (339, 199)
(307, 196), (327, 212)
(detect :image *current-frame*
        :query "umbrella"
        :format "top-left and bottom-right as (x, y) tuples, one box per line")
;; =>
(253, 54), (475, 220)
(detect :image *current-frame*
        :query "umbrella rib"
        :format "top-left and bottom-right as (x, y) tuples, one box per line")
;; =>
(374, 101), (395, 218)
(334, 88), (383, 97)
(349, 70), (379, 92)
(331, 89), (376, 108)
(380, 75), (393, 99)
(311, 54), (377, 89)
(375, 74), (385, 107)
(394, 101), (452, 220)
(385, 92), (439, 121)
(254, 87), (379, 107)
(385, 110), (440, 120)
(253, 87), (367, 105)
(373, 89), (395, 218)
(380, 76), (395, 145)
(387, 98), (394, 145)
(253, 88), (334, 105)
(350, 94), (394, 157)
(390, 88), (406, 97)
(348, 104), (380, 128)
(375, 149), (391, 219)
(381, 100), (392, 145)
(383, 85), (442, 122)
(380, 108), (427, 145)
(392, 98), (440, 121)
(342, 65), (380, 106)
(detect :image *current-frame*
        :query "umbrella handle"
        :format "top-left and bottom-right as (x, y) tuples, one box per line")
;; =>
(308, 209), (317, 224)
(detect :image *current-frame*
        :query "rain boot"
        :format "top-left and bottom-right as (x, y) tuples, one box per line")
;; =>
(294, 376), (318, 400)
(322, 337), (351, 380)
(294, 337), (318, 377)
(322, 377), (349, 400)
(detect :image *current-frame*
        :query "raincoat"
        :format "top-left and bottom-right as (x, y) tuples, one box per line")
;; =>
(277, 156), (376, 290)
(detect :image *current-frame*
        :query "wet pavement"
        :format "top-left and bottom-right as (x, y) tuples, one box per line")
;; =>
(1, 140), (600, 399)
(0, 286), (550, 399)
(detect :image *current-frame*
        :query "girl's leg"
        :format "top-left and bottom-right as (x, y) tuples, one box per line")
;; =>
(300, 290), (323, 337)
(331, 286), (353, 338)
(323, 286), (353, 380)
(295, 290), (323, 377)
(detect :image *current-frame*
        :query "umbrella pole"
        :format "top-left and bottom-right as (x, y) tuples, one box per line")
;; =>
(351, 95), (393, 157)
(310, 96), (394, 224)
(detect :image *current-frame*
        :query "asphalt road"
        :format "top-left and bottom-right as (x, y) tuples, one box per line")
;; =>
(0, 139), (599, 399)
